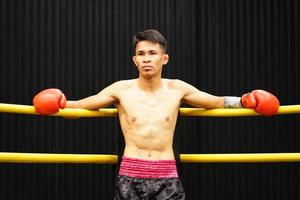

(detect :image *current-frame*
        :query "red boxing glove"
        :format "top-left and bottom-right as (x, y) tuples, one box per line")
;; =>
(33, 88), (67, 115)
(241, 90), (280, 116)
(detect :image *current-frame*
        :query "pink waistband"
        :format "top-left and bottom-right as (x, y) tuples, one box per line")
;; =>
(118, 156), (178, 179)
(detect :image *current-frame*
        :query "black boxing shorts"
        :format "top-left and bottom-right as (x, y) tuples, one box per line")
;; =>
(114, 156), (185, 200)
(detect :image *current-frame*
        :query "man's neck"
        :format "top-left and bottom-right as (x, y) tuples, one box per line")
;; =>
(137, 76), (163, 92)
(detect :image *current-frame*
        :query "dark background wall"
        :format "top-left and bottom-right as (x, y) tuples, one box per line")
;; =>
(0, 0), (299, 199)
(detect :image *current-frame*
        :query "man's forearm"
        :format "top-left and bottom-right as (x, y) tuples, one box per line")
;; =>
(66, 100), (81, 108)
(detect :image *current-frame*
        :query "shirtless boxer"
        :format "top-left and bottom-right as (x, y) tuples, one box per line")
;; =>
(33, 29), (280, 199)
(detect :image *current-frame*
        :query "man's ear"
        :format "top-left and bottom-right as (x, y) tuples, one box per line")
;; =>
(132, 56), (137, 66)
(163, 54), (169, 65)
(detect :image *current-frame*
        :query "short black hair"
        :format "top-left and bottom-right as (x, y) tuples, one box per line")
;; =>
(133, 29), (167, 53)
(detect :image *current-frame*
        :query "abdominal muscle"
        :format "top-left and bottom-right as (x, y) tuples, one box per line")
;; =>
(122, 124), (176, 160)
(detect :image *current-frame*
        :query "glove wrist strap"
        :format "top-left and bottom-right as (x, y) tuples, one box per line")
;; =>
(224, 96), (242, 108)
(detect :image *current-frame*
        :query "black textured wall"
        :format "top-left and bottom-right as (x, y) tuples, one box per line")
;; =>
(0, 0), (299, 199)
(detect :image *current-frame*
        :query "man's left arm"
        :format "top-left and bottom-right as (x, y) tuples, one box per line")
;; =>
(178, 80), (280, 116)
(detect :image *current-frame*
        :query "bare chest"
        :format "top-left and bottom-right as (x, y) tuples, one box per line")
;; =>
(117, 89), (182, 123)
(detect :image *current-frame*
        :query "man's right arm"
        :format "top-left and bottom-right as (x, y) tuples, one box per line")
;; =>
(66, 82), (119, 110)
(33, 81), (121, 115)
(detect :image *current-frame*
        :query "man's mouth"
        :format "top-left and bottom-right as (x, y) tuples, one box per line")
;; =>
(142, 65), (153, 69)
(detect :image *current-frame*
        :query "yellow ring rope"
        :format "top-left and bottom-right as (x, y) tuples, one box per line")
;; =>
(1, 103), (300, 117)
(1, 153), (300, 163)
(180, 153), (300, 163)
(0, 153), (118, 164)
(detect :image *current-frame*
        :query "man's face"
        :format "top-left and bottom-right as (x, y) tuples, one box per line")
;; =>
(133, 41), (169, 78)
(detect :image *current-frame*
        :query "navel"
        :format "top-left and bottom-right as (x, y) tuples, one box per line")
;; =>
(165, 117), (170, 122)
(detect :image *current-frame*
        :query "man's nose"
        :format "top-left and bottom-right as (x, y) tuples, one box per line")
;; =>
(143, 55), (151, 63)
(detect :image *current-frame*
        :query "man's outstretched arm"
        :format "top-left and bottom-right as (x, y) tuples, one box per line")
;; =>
(177, 80), (280, 116)
(66, 82), (120, 110)
(177, 80), (224, 108)
(33, 81), (121, 115)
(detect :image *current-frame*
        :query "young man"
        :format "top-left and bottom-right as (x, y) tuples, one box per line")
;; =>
(33, 29), (279, 199)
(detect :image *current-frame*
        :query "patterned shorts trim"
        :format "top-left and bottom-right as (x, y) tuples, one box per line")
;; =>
(114, 175), (185, 200)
